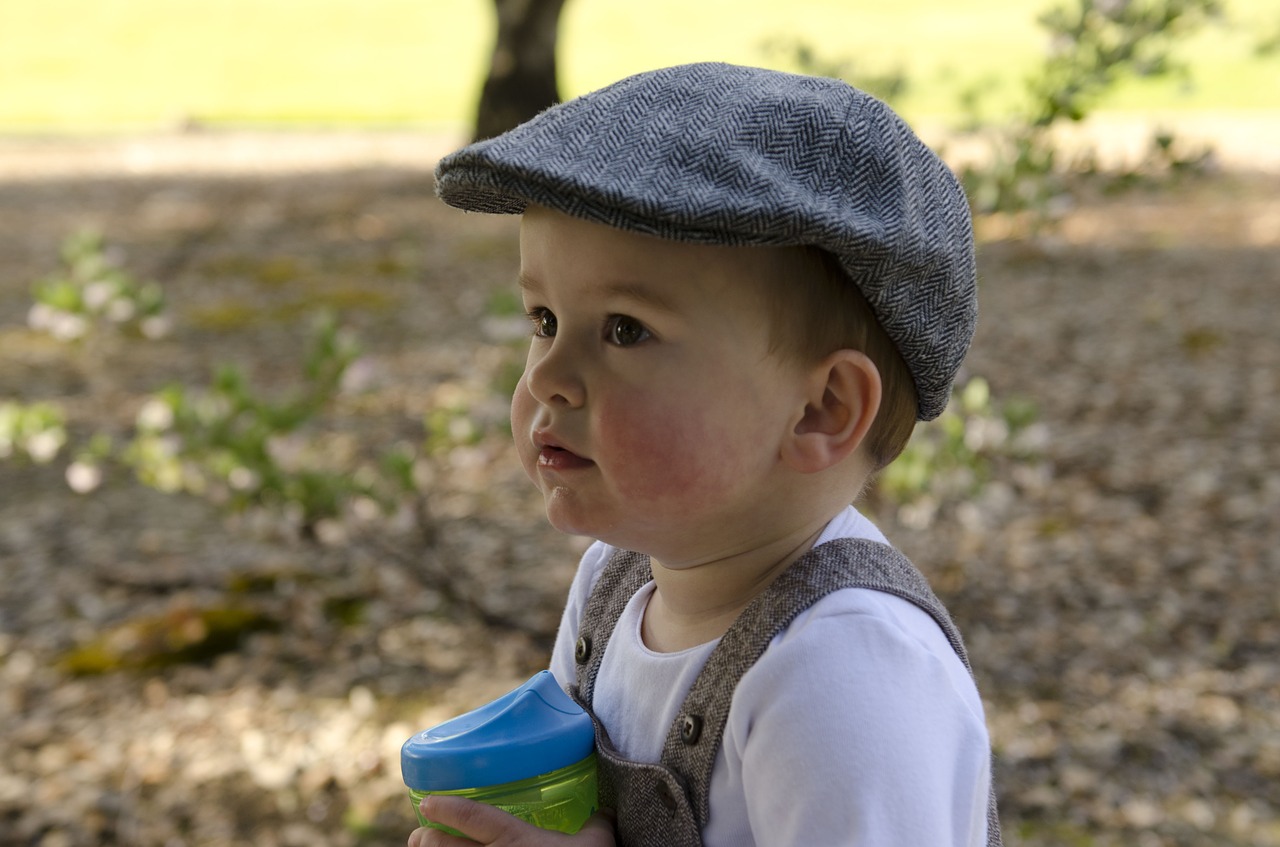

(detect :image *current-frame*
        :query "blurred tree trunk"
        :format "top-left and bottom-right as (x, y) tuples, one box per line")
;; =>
(473, 0), (567, 141)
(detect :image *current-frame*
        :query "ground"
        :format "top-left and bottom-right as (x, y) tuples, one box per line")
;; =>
(0, 131), (1277, 846)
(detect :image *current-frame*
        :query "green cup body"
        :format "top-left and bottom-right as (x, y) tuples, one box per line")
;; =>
(409, 752), (598, 836)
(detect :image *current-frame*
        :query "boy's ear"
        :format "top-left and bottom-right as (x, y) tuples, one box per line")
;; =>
(782, 350), (881, 475)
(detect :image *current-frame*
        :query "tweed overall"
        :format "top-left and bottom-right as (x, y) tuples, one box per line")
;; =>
(569, 538), (1003, 847)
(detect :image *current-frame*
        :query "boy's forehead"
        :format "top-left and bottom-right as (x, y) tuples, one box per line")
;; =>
(520, 205), (798, 285)
(522, 204), (720, 264)
(520, 203), (670, 247)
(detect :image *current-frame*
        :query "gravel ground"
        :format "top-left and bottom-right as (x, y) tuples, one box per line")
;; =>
(0, 130), (1277, 847)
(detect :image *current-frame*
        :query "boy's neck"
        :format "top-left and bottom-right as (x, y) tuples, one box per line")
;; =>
(640, 522), (829, 653)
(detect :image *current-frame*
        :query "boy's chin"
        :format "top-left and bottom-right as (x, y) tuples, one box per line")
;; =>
(541, 497), (617, 545)
(543, 510), (595, 540)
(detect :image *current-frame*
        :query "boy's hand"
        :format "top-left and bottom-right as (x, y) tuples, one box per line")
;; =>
(407, 795), (615, 847)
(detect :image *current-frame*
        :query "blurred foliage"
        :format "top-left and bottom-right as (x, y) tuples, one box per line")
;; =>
(1257, 13), (1280, 55)
(113, 314), (376, 536)
(877, 377), (1044, 526)
(758, 0), (1231, 223)
(957, 0), (1225, 218)
(9, 232), (509, 674)
(28, 229), (169, 341)
(0, 401), (67, 464)
(14, 233), (493, 550)
(1029, 0), (1224, 128)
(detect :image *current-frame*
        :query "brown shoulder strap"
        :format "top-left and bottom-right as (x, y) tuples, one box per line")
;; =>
(659, 538), (1002, 845)
(571, 548), (651, 705)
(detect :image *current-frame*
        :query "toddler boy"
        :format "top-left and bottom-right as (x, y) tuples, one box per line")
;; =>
(412, 62), (1001, 847)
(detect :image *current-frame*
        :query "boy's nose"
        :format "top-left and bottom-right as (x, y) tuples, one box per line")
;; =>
(523, 342), (586, 408)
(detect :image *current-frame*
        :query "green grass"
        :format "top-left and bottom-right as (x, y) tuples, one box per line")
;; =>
(0, 0), (494, 130)
(0, 0), (1276, 133)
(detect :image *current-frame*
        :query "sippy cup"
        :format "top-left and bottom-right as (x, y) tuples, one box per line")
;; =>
(401, 671), (598, 836)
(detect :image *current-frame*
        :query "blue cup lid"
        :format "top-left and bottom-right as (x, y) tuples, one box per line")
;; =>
(401, 671), (594, 790)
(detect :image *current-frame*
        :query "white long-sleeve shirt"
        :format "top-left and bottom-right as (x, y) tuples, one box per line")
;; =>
(549, 506), (992, 846)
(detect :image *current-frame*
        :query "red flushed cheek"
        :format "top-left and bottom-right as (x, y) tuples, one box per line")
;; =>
(597, 399), (734, 504)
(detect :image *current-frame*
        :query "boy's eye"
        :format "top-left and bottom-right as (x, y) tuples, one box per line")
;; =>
(606, 315), (650, 347)
(528, 308), (557, 338)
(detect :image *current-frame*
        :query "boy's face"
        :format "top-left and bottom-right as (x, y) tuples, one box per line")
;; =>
(512, 206), (812, 563)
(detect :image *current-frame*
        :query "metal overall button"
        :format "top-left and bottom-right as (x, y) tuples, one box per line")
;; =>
(680, 713), (703, 745)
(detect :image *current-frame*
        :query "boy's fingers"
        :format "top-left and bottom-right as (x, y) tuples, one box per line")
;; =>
(420, 795), (512, 843)
(407, 825), (471, 847)
(415, 796), (617, 846)
(576, 809), (618, 844)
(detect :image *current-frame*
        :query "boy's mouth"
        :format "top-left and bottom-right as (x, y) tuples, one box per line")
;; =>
(536, 443), (593, 471)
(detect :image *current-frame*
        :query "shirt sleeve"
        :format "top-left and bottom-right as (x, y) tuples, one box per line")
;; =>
(714, 590), (992, 847)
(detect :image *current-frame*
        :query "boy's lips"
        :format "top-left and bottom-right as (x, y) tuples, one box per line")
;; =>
(534, 433), (593, 471)
(538, 445), (594, 471)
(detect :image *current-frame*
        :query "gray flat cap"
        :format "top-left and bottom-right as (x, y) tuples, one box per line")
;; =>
(435, 62), (976, 421)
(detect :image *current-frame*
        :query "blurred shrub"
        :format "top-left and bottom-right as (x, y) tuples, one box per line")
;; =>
(759, 0), (1227, 223)
(1028, 0), (1223, 129)
(958, 0), (1224, 219)
(0, 401), (67, 463)
(9, 234), (498, 548)
(111, 314), (377, 536)
(876, 377), (1044, 526)
(28, 230), (169, 341)
(1258, 15), (1280, 55)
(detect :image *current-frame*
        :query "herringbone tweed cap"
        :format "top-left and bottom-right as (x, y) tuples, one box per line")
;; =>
(435, 62), (976, 421)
